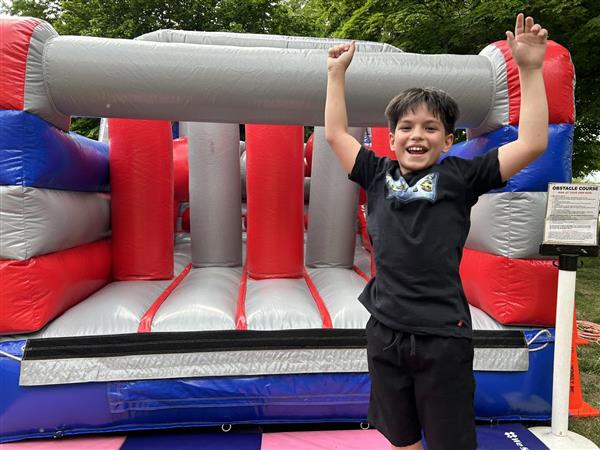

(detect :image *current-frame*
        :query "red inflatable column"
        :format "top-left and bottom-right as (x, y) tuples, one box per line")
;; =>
(246, 124), (304, 279)
(109, 119), (174, 280)
(371, 127), (396, 159)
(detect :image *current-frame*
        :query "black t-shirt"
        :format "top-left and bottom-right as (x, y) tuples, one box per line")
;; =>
(349, 146), (506, 338)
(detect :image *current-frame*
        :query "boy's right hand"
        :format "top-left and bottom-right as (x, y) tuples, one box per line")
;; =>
(327, 41), (356, 74)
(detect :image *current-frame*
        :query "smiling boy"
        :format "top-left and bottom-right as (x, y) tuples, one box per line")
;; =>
(325, 14), (549, 450)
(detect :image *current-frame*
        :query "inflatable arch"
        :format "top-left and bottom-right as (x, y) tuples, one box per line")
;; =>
(0, 16), (576, 442)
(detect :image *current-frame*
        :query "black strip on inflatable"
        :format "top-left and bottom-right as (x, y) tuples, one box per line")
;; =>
(23, 329), (525, 360)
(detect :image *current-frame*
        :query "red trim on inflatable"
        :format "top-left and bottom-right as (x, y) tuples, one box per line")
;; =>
(0, 17), (42, 110)
(493, 40), (575, 125)
(246, 124), (304, 279)
(357, 205), (376, 278)
(0, 240), (111, 334)
(371, 127), (395, 159)
(304, 133), (314, 177)
(109, 119), (174, 280)
(173, 137), (189, 202)
(303, 268), (333, 328)
(359, 188), (367, 206)
(138, 263), (193, 333)
(181, 207), (191, 233)
(235, 264), (249, 330)
(460, 248), (558, 326)
(352, 265), (370, 282)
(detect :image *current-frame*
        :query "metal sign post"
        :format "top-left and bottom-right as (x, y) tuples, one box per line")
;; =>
(530, 183), (599, 449)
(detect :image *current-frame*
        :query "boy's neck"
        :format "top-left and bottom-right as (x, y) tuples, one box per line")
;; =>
(398, 162), (436, 177)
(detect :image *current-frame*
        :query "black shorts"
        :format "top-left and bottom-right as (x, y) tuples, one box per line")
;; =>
(366, 316), (476, 450)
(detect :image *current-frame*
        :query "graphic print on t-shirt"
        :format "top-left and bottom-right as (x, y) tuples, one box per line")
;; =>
(385, 171), (439, 203)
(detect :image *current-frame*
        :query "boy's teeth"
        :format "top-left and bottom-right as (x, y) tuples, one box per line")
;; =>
(407, 147), (427, 154)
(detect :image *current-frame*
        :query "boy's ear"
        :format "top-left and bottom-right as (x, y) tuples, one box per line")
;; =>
(389, 131), (395, 148)
(442, 133), (454, 153)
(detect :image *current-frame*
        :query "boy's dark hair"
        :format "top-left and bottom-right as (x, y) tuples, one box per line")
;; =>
(384, 87), (459, 135)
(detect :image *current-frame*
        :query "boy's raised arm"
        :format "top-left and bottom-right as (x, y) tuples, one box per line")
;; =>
(498, 13), (549, 181)
(325, 42), (362, 174)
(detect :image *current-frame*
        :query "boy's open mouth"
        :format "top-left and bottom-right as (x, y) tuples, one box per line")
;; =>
(406, 146), (428, 155)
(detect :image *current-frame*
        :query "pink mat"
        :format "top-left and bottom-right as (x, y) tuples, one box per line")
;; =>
(0, 436), (126, 450)
(261, 429), (390, 450)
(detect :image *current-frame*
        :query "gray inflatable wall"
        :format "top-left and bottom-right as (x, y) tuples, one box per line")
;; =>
(306, 127), (362, 268)
(42, 37), (494, 128)
(188, 122), (242, 267)
(0, 186), (110, 260)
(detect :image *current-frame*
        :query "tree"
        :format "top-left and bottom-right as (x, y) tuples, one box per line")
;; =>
(305, 0), (600, 178)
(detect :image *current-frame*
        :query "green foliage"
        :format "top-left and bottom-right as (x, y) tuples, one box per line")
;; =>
(6, 0), (320, 38)
(70, 117), (100, 140)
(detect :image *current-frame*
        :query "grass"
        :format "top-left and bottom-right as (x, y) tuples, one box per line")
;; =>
(569, 254), (600, 445)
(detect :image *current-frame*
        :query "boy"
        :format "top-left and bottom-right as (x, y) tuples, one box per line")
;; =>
(325, 14), (548, 450)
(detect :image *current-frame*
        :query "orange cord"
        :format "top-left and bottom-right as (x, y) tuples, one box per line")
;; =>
(577, 320), (600, 343)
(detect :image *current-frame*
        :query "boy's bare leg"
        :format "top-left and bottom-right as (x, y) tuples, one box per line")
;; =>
(391, 441), (423, 450)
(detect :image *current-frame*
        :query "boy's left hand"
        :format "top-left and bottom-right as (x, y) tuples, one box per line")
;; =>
(506, 13), (548, 70)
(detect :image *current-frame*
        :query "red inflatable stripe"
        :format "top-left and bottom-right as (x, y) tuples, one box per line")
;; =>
(109, 119), (174, 280)
(304, 133), (314, 177)
(493, 40), (575, 125)
(235, 264), (249, 330)
(138, 263), (193, 333)
(352, 265), (370, 282)
(357, 205), (376, 278)
(303, 269), (332, 328)
(173, 137), (189, 203)
(0, 240), (111, 334)
(370, 127), (395, 159)
(460, 248), (558, 326)
(246, 124), (304, 279)
(0, 17), (43, 110)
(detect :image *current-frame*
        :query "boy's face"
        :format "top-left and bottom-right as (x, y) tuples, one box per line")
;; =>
(389, 105), (454, 175)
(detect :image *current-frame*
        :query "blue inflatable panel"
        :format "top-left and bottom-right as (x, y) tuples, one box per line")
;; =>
(443, 125), (573, 192)
(0, 110), (109, 192)
(473, 424), (548, 450)
(0, 330), (554, 443)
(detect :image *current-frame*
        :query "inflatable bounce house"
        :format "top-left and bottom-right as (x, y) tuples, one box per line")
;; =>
(0, 15), (595, 448)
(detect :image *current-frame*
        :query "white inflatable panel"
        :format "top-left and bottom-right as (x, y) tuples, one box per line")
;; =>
(467, 192), (546, 258)
(245, 278), (323, 330)
(305, 127), (361, 268)
(151, 267), (241, 332)
(470, 304), (508, 331)
(307, 268), (369, 328)
(36, 243), (191, 338)
(0, 186), (110, 260)
(353, 238), (372, 278)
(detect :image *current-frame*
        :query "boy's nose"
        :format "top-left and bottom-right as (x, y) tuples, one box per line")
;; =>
(410, 128), (425, 140)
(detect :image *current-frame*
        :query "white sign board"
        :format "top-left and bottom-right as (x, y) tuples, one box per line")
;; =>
(543, 183), (600, 246)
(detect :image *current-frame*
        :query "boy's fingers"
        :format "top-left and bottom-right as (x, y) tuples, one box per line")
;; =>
(515, 12), (524, 35)
(348, 41), (356, 56)
(539, 29), (548, 40)
(525, 16), (534, 33)
(506, 30), (515, 44)
(531, 24), (541, 34)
